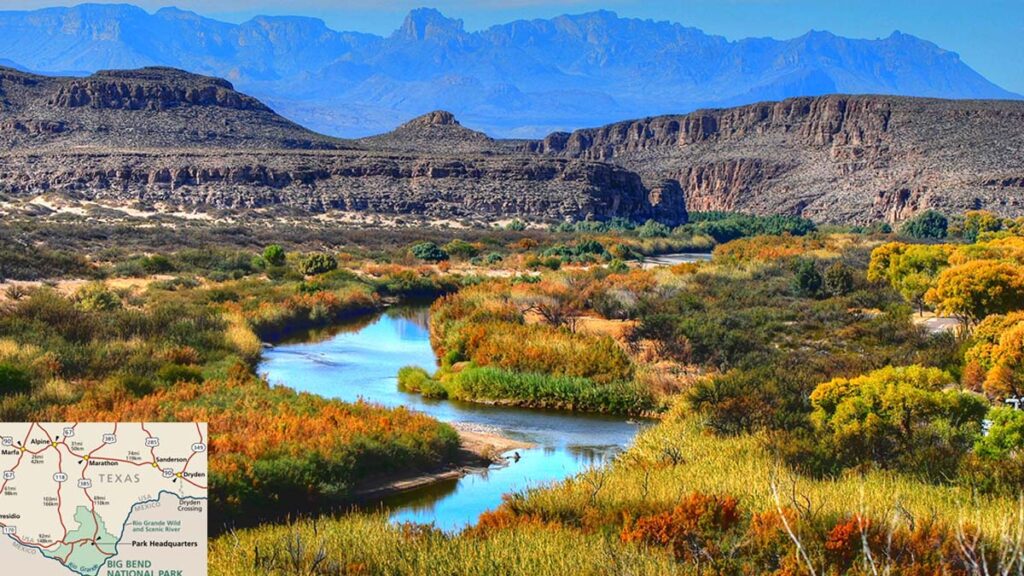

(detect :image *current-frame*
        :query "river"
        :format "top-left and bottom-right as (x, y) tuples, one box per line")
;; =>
(639, 252), (712, 268)
(257, 253), (706, 530)
(259, 306), (642, 531)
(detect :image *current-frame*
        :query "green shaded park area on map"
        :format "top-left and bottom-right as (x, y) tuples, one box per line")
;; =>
(42, 506), (117, 575)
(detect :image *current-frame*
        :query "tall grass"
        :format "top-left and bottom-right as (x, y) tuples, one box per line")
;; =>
(430, 287), (634, 384)
(209, 514), (682, 576)
(446, 366), (655, 415)
(515, 403), (1019, 537)
(208, 403), (1023, 575)
(224, 310), (262, 363)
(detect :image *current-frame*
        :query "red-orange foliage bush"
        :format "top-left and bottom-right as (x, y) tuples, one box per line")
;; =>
(713, 235), (827, 263)
(620, 493), (741, 561)
(464, 507), (556, 538)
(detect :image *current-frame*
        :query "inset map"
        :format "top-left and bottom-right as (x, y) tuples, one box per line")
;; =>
(0, 422), (208, 576)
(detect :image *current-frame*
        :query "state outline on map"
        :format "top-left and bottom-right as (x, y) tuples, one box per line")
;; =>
(0, 422), (209, 576)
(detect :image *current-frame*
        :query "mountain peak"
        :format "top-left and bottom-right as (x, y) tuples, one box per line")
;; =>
(565, 9), (621, 22)
(396, 8), (464, 41)
(401, 110), (460, 128)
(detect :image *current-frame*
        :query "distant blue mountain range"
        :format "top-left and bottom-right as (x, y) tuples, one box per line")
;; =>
(0, 4), (1018, 137)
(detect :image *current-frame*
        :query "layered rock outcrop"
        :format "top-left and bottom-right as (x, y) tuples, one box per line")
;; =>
(536, 95), (1024, 223)
(0, 151), (676, 223)
(0, 67), (685, 224)
(1, 65), (1022, 225)
(48, 69), (270, 112)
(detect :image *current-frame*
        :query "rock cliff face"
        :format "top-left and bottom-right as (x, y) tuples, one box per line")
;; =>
(0, 67), (339, 150)
(0, 150), (676, 223)
(48, 68), (271, 112)
(532, 95), (1024, 223)
(0, 67), (685, 224)
(1, 66), (1022, 225)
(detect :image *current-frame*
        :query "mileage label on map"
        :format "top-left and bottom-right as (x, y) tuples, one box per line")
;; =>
(0, 422), (208, 576)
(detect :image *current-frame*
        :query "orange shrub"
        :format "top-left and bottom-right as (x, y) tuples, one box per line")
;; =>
(620, 493), (741, 561)
(713, 235), (827, 263)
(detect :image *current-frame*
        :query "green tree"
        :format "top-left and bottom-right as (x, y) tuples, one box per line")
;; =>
(506, 219), (527, 231)
(899, 210), (948, 240)
(975, 407), (1024, 459)
(792, 258), (823, 298)
(262, 244), (286, 267)
(810, 365), (988, 476)
(636, 219), (670, 239)
(299, 253), (338, 276)
(411, 242), (449, 262)
(867, 243), (952, 314)
(822, 261), (854, 297)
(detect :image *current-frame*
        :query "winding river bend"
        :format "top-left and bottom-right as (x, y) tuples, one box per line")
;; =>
(259, 307), (640, 530)
(258, 253), (709, 531)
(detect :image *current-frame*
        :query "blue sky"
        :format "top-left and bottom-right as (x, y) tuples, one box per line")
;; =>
(3, 0), (1022, 94)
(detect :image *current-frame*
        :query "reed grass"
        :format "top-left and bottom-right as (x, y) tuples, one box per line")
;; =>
(209, 514), (682, 576)
(516, 402), (1018, 537)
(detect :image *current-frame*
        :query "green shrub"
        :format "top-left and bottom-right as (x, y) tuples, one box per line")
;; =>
(443, 240), (479, 260)
(607, 259), (629, 274)
(0, 237), (94, 281)
(899, 210), (948, 239)
(74, 283), (122, 312)
(263, 245), (286, 267)
(975, 407), (1024, 459)
(574, 240), (606, 256)
(822, 261), (854, 297)
(117, 374), (155, 397)
(113, 259), (148, 278)
(397, 366), (435, 394)
(447, 366), (654, 414)
(141, 254), (175, 274)
(299, 253), (338, 276)
(637, 219), (670, 239)
(0, 394), (32, 420)
(0, 363), (32, 397)
(397, 366), (448, 399)
(156, 363), (205, 386)
(411, 242), (449, 262)
(541, 257), (562, 270)
(793, 259), (823, 297)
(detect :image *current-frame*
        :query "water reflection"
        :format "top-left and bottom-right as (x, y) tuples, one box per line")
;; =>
(259, 306), (643, 531)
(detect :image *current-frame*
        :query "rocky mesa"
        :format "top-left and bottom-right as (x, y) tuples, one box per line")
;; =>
(0, 66), (683, 224)
(1, 65), (1022, 225)
(531, 95), (1024, 223)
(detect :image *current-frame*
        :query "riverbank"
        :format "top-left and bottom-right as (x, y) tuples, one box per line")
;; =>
(354, 423), (535, 501)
